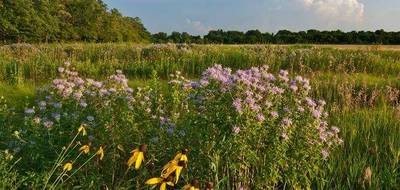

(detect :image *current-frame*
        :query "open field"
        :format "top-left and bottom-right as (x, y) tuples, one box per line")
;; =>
(0, 44), (399, 189)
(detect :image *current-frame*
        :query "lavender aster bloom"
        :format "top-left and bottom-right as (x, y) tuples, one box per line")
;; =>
(256, 113), (265, 122)
(53, 102), (62, 108)
(270, 111), (279, 118)
(43, 121), (54, 128)
(51, 113), (61, 120)
(25, 108), (35, 114)
(80, 101), (88, 108)
(233, 98), (242, 113)
(232, 126), (240, 134)
(87, 116), (95, 121)
(282, 118), (292, 127)
(58, 67), (65, 73)
(38, 101), (47, 107)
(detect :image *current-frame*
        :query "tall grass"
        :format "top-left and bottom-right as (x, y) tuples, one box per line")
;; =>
(2, 43), (400, 84)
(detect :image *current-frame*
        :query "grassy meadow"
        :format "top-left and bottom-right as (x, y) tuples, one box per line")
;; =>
(0, 43), (399, 189)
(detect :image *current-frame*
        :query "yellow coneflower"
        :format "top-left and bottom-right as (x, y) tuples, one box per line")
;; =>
(145, 175), (174, 190)
(182, 179), (200, 190)
(127, 144), (147, 170)
(63, 162), (73, 172)
(174, 148), (189, 163)
(77, 125), (87, 136)
(162, 149), (189, 173)
(161, 160), (185, 183)
(79, 144), (90, 154)
(96, 146), (104, 160)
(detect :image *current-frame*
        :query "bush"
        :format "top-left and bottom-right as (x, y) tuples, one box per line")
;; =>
(22, 63), (342, 189)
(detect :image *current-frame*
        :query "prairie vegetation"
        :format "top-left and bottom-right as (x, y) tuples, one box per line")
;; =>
(0, 44), (399, 189)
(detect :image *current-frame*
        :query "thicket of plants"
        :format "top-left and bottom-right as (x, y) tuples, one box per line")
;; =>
(0, 62), (343, 189)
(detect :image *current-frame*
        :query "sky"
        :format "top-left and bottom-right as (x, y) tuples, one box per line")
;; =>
(103, 0), (400, 35)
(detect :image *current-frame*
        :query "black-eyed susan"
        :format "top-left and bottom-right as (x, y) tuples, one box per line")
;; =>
(96, 146), (104, 160)
(127, 144), (147, 170)
(79, 144), (90, 154)
(174, 148), (189, 163)
(78, 125), (87, 136)
(63, 162), (73, 172)
(182, 179), (200, 190)
(162, 148), (189, 173)
(145, 175), (174, 190)
(161, 160), (185, 183)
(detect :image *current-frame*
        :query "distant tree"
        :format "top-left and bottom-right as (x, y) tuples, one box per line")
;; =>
(245, 30), (263, 44)
(152, 32), (168, 43)
(169, 32), (182, 43)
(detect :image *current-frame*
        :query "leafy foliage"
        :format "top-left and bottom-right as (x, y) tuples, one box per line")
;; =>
(0, 0), (151, 43)
(153, 29), (400, 44)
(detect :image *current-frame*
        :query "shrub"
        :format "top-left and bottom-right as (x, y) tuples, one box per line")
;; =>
(22, 63), (342, 189)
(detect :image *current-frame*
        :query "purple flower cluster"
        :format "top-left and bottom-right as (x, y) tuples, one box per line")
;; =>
(185, 65), (342, 158)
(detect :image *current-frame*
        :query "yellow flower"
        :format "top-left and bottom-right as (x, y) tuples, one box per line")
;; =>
(63, 162), (73, 172)
(182, 179), (200, 190)
(78, 125), (87, 136)
(174, 148), (189, 163)
(145, 176), (174, 190)
(79, 144), (90, 154)
(96, 146), (104, 160)
(162, 149), (189, 173)
(127, 144), (147, 170)
(161, 160), (185, 184)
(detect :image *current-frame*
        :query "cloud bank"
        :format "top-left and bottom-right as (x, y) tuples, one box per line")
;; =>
(297, 0), (364, 22)
(185, 18), (212, 35)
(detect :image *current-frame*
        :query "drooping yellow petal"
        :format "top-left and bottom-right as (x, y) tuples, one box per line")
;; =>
(180, 154), (188, 162)
(135, 152), (144, 170)
(162, 160), (177, 173)
(78, 126), (87, 136)
(166, 182), (174, 186)
(182, 184), (192, 190)
(160, 183), (167, 190)
(161, 165), (178, 178)
(79, 145), (90, 154)
(174, 153), (182, 161)
(175, 166), (183, 183)
(145, 177), (163, 185)
(130, 148), (139, 153)
(96, 146), (104, 160)
(63, 162), (72, 172)
(127, 151), (138, 167)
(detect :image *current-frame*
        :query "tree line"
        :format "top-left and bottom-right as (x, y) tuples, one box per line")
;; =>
(0, 0), (151, 43)
(152, 29), (400, 45)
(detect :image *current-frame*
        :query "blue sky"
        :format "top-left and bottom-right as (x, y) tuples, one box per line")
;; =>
(103, 0), (400, 35)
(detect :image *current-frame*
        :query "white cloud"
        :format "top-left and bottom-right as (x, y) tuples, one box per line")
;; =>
(297, 0), (364, 22)
(185, 18), (212, 35)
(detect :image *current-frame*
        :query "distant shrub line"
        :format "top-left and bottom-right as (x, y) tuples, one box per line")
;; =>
(152, 29), (400, 45)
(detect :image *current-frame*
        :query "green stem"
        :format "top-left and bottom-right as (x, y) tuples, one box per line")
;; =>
(43, 132), (80, 190)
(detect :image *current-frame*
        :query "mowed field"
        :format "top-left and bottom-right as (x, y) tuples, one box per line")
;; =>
(0, 43), (399, 189)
